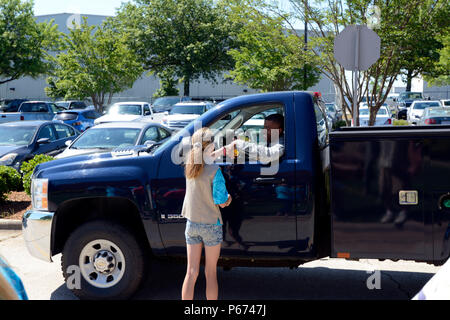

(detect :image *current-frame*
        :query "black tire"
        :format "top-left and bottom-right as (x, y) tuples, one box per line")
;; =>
(61, 220), (148, 300)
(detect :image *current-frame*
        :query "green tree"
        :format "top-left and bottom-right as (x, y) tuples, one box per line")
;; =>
(271, 0), (449, 126)
(115, 0), (237, 97)
(45, 18), (144, 112)
(0, 0), (61, 84)
(397, 0), (449, 91)
(152, 68), (180, 99)
(423, 33), (450, 87)
(225, 0), (321, 92)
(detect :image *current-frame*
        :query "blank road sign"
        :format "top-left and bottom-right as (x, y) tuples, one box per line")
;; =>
(334, 25), (381, 71)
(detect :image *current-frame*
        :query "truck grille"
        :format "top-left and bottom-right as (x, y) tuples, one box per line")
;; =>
(167, 120), (192, 129)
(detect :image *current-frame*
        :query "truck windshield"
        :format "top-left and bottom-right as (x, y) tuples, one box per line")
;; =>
(0, 126), (36, 146)
(71, 128), (141, 150)
(399, 93), (422, 100)
(108, 105), (142, 115)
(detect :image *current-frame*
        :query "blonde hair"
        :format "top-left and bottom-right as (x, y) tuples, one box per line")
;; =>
(185, 127), (213, 179)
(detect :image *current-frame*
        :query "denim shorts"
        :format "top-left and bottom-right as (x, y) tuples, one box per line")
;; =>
(185, 220), (223, 247)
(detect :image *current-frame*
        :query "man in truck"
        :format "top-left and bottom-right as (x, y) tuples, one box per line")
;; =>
(224, 113), (285, 164)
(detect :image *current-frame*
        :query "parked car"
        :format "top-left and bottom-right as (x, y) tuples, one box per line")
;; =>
(94, 102), (157, 125)
(440, 99), (450, 107)
(417, 107), (450, 125)
(55, 121), (172, 159)
(407, 100), (441, 125)
(0, 99), (28, 113)
(396, 91), (424, 112)
(0, 101), (64, 124)
(151, 96), (192, 113)
(0, 255), (28, 300)
(161, 101), (215, 130)
(55, 101), (88, 110)
(53, 109), (102, 132)
(359, 104), (393, 126)
(0, 121), (79, 170)
(325, 103), (343, 123)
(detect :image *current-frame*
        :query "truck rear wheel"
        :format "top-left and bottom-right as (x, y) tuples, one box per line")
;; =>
(61, 220), (147, 300)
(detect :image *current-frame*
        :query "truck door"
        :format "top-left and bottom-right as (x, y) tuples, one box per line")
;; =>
(216, 102), (297, 258)
(154, 96), (300, 259)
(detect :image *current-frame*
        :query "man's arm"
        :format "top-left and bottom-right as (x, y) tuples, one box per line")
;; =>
(234, 139), (285, 164)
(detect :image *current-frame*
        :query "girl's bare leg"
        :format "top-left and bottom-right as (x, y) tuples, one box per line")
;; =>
(182, 243), (203, 300)
(204, 243), (221, 300)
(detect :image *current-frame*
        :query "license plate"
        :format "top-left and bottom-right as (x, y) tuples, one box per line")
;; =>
(442, 121), (450, 125)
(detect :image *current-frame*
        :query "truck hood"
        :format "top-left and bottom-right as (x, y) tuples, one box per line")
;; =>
(94, 114), (141, 124)
(33, 150), (161, 183)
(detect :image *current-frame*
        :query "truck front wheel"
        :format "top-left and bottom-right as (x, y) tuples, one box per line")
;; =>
(61, 220), (147, 300)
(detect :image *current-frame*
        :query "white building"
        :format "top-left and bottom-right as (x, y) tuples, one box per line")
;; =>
(0, 13), (335, 104)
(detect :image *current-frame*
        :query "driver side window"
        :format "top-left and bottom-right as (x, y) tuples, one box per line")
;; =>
(209, 103), (286, 163)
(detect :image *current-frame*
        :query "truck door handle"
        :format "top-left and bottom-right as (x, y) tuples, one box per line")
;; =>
(254, 177), (285, 184)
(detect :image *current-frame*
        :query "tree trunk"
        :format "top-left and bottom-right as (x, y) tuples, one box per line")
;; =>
(406, 69), (413, 92)
(184, 76), (190, 97)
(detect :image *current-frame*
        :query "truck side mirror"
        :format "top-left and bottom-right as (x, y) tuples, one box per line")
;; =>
(65, 140), (72, 147)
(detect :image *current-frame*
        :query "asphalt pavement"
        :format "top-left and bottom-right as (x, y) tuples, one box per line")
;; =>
(0, 228), (441, 300)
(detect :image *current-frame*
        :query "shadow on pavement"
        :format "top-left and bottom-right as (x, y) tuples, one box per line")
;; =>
(131, 260), (434, 300)
(49, 259), (434, 300)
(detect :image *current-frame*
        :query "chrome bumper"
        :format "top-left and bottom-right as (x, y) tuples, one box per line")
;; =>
(22, 210), (54, 263)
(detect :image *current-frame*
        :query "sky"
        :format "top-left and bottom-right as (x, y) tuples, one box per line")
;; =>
(32, 0), (296, 17)
(33, 0), (128, 16)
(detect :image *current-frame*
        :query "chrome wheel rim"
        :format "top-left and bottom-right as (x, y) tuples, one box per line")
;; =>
(79, 239), (126, 289)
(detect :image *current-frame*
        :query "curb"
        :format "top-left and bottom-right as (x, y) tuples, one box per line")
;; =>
(0, 219), (22, 230)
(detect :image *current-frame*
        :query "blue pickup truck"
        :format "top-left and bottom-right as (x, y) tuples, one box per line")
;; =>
(22, 91), (450, 300)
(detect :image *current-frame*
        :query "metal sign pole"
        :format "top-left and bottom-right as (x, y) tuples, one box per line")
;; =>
(353, 26), (360, 127)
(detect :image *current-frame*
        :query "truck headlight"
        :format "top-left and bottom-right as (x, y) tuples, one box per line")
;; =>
(31, 179), (49, 211)
(0, 153), (18, 166)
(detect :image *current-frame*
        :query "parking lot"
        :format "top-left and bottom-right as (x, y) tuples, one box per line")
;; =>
(0, 229), (440, 300)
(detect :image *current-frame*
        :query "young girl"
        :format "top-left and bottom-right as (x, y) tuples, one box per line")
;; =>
(181, 127), (232, 300)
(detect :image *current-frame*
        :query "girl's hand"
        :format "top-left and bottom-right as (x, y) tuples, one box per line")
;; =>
(219, 194), (232, 208)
